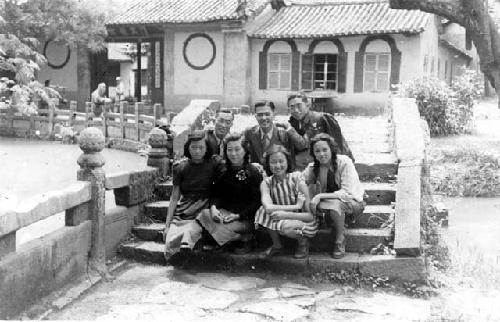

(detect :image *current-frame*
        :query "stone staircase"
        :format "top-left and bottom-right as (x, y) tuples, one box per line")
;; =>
(116, 116), (419, 279)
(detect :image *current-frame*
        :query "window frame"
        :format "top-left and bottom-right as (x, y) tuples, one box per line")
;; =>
(363, 52), (391, 92)
(312, 54), (338, 91)
(267, 52), (292, 90)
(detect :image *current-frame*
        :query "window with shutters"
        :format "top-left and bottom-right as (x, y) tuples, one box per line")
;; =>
(313, 54), (337, 90)
(363, 53), (390, 92)
(302, 54), (338, 90)
(268, 53), (292, 90)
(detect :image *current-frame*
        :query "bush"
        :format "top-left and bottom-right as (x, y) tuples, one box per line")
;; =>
(430, 148), (500, 197)
(398, 69), (483, 136)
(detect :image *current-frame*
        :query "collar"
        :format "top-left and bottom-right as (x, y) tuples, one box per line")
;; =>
(259, 127), (274, 141)
(301, 111), (313, 125)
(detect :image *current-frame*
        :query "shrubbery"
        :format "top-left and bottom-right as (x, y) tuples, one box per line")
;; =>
(430, 148), (500, 197)
(398, 69), (483, 136)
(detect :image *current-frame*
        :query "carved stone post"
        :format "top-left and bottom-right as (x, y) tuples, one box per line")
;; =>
(77, 127), (108, 276)
(147, 127), (170, 181)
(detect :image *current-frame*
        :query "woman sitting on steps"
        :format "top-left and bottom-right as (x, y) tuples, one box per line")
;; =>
(163, 130), (223, 259)
(303, 133), (365, 259)
(187, 132), (263, 253)
(254, 145), (318, 259)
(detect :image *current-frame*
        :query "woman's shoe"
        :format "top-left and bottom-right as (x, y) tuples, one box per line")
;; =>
(294, 238), (309, 259)
(233, 240), (252, 255)
(332, 242), (345, 259)
(260, 245), (285, 258)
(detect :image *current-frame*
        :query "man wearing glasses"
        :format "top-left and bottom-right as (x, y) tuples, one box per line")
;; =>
(287, 93), (354, 169)
(206, 108), (234, 157)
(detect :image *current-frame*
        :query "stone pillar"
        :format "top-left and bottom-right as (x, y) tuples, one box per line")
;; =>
(222, 28), (250, 107)
(147, 127), (170, 180)
(77, 127), (108, 276)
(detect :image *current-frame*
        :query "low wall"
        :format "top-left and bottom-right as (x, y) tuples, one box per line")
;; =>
(390, 97), (426, 257)
(0, 130), (158, 318)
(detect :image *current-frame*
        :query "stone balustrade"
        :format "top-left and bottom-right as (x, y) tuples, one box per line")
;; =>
(0, 127), (159, 319)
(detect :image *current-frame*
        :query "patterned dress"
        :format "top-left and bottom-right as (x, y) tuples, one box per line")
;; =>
(254, 171), (316, 236)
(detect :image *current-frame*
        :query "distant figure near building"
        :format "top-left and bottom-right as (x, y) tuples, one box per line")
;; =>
(91, 82), (111, 117)
(114, 77), (125, 103)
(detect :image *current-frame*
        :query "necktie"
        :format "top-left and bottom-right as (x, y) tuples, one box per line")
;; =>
(263, 135), (270, 152)
(219, 140), (224, 157)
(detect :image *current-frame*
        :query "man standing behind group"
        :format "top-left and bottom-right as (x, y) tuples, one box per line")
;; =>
(244, 100), (306, 168)
(206, 108), (234, 156)
(287, 93), (354, 169)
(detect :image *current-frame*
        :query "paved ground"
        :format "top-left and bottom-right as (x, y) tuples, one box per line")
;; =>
(47, 263), (431, 321)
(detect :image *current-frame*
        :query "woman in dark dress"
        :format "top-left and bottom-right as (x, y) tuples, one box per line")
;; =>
(192, 132), (263, 253)
(164, 130), (221, 258)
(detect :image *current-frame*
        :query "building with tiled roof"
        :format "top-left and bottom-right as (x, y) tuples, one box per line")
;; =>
(102, 0), (475, 112)
(249, 1), (430, 38)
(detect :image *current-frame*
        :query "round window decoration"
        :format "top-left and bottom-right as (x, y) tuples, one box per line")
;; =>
(183, 33), (216, 70)
(43, 39), (71, 70)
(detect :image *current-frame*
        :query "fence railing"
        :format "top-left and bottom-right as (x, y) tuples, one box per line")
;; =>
(0, 127), (160, 319)
(0, 101), (173, 143)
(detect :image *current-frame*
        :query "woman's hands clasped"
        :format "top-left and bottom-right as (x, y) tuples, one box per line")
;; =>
(211, 207), (240, 223)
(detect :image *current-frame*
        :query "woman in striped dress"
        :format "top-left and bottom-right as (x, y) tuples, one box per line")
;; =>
(254, 145), (317, 259)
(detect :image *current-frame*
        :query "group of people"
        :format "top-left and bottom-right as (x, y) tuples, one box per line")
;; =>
(164, 93), (365, 260)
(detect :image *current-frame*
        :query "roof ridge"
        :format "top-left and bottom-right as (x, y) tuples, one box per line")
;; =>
(287, 0), (388, 6)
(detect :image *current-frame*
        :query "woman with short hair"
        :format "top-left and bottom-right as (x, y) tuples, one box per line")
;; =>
(164, 130), (222, 258)
(193, 132), (263, 253)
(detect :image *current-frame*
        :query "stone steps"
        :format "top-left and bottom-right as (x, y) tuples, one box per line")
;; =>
(118, 241), (425, 282)
(130, 222), (391, 254)
(147, 182), (395, 222)
(363, 182), (396, 205)
(144, 201), (170, 221)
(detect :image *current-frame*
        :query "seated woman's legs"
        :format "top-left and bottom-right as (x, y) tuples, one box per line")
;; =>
(180, 220), (203, 250)
(325, 199), (348, 258)
(280, 219), (314, 259)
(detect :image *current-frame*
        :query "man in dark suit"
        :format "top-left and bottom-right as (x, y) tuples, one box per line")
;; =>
(244, 100), (306, 168)
(206, 108), (234, 156)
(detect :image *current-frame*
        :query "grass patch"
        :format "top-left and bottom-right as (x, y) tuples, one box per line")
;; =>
(429, 148), (500, 197)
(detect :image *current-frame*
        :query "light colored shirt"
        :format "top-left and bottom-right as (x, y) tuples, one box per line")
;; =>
(302, 154), (364, 202)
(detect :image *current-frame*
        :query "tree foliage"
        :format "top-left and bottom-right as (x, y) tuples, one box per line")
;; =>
(389, 0), (500, 106)
(0, 0), (108, 114)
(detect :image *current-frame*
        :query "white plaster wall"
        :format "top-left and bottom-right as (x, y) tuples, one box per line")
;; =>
(419, 16), (440, 77)
(174, 31), (223, 96)
(37, 43), (78, 91)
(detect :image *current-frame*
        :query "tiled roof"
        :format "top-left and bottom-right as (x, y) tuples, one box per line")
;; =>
(439, 39), (472, 61)
(108, 0), (269, 25)
(250, 0), (431, 38)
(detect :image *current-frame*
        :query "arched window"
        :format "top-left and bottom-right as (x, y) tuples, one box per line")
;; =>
(363, 40), (391, 92)
(258, 40), (300, 91)
(302, 39), (347, 92)
(354, 35), (401, 93)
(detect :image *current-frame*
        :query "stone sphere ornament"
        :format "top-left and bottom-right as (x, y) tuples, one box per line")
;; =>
(77, 127), (106, 169)
(78, 127), (105, 153)
(148, 127), (169, 149)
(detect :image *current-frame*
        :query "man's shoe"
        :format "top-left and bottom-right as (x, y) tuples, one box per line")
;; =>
(332, 242), (345, 259)
(294, 238), (309, 259)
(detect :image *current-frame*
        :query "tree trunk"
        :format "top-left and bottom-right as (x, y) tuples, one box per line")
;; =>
(389, 0), (500, 107)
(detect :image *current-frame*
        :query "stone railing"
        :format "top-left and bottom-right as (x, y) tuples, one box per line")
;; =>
(0, 101), (171, 146)
(390, 97), (427, 257)
(0, 127), (159, 319)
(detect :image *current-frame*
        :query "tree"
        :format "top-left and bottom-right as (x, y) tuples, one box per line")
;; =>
(0, 0), (108, 114)
(389, 0), (500, 107)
